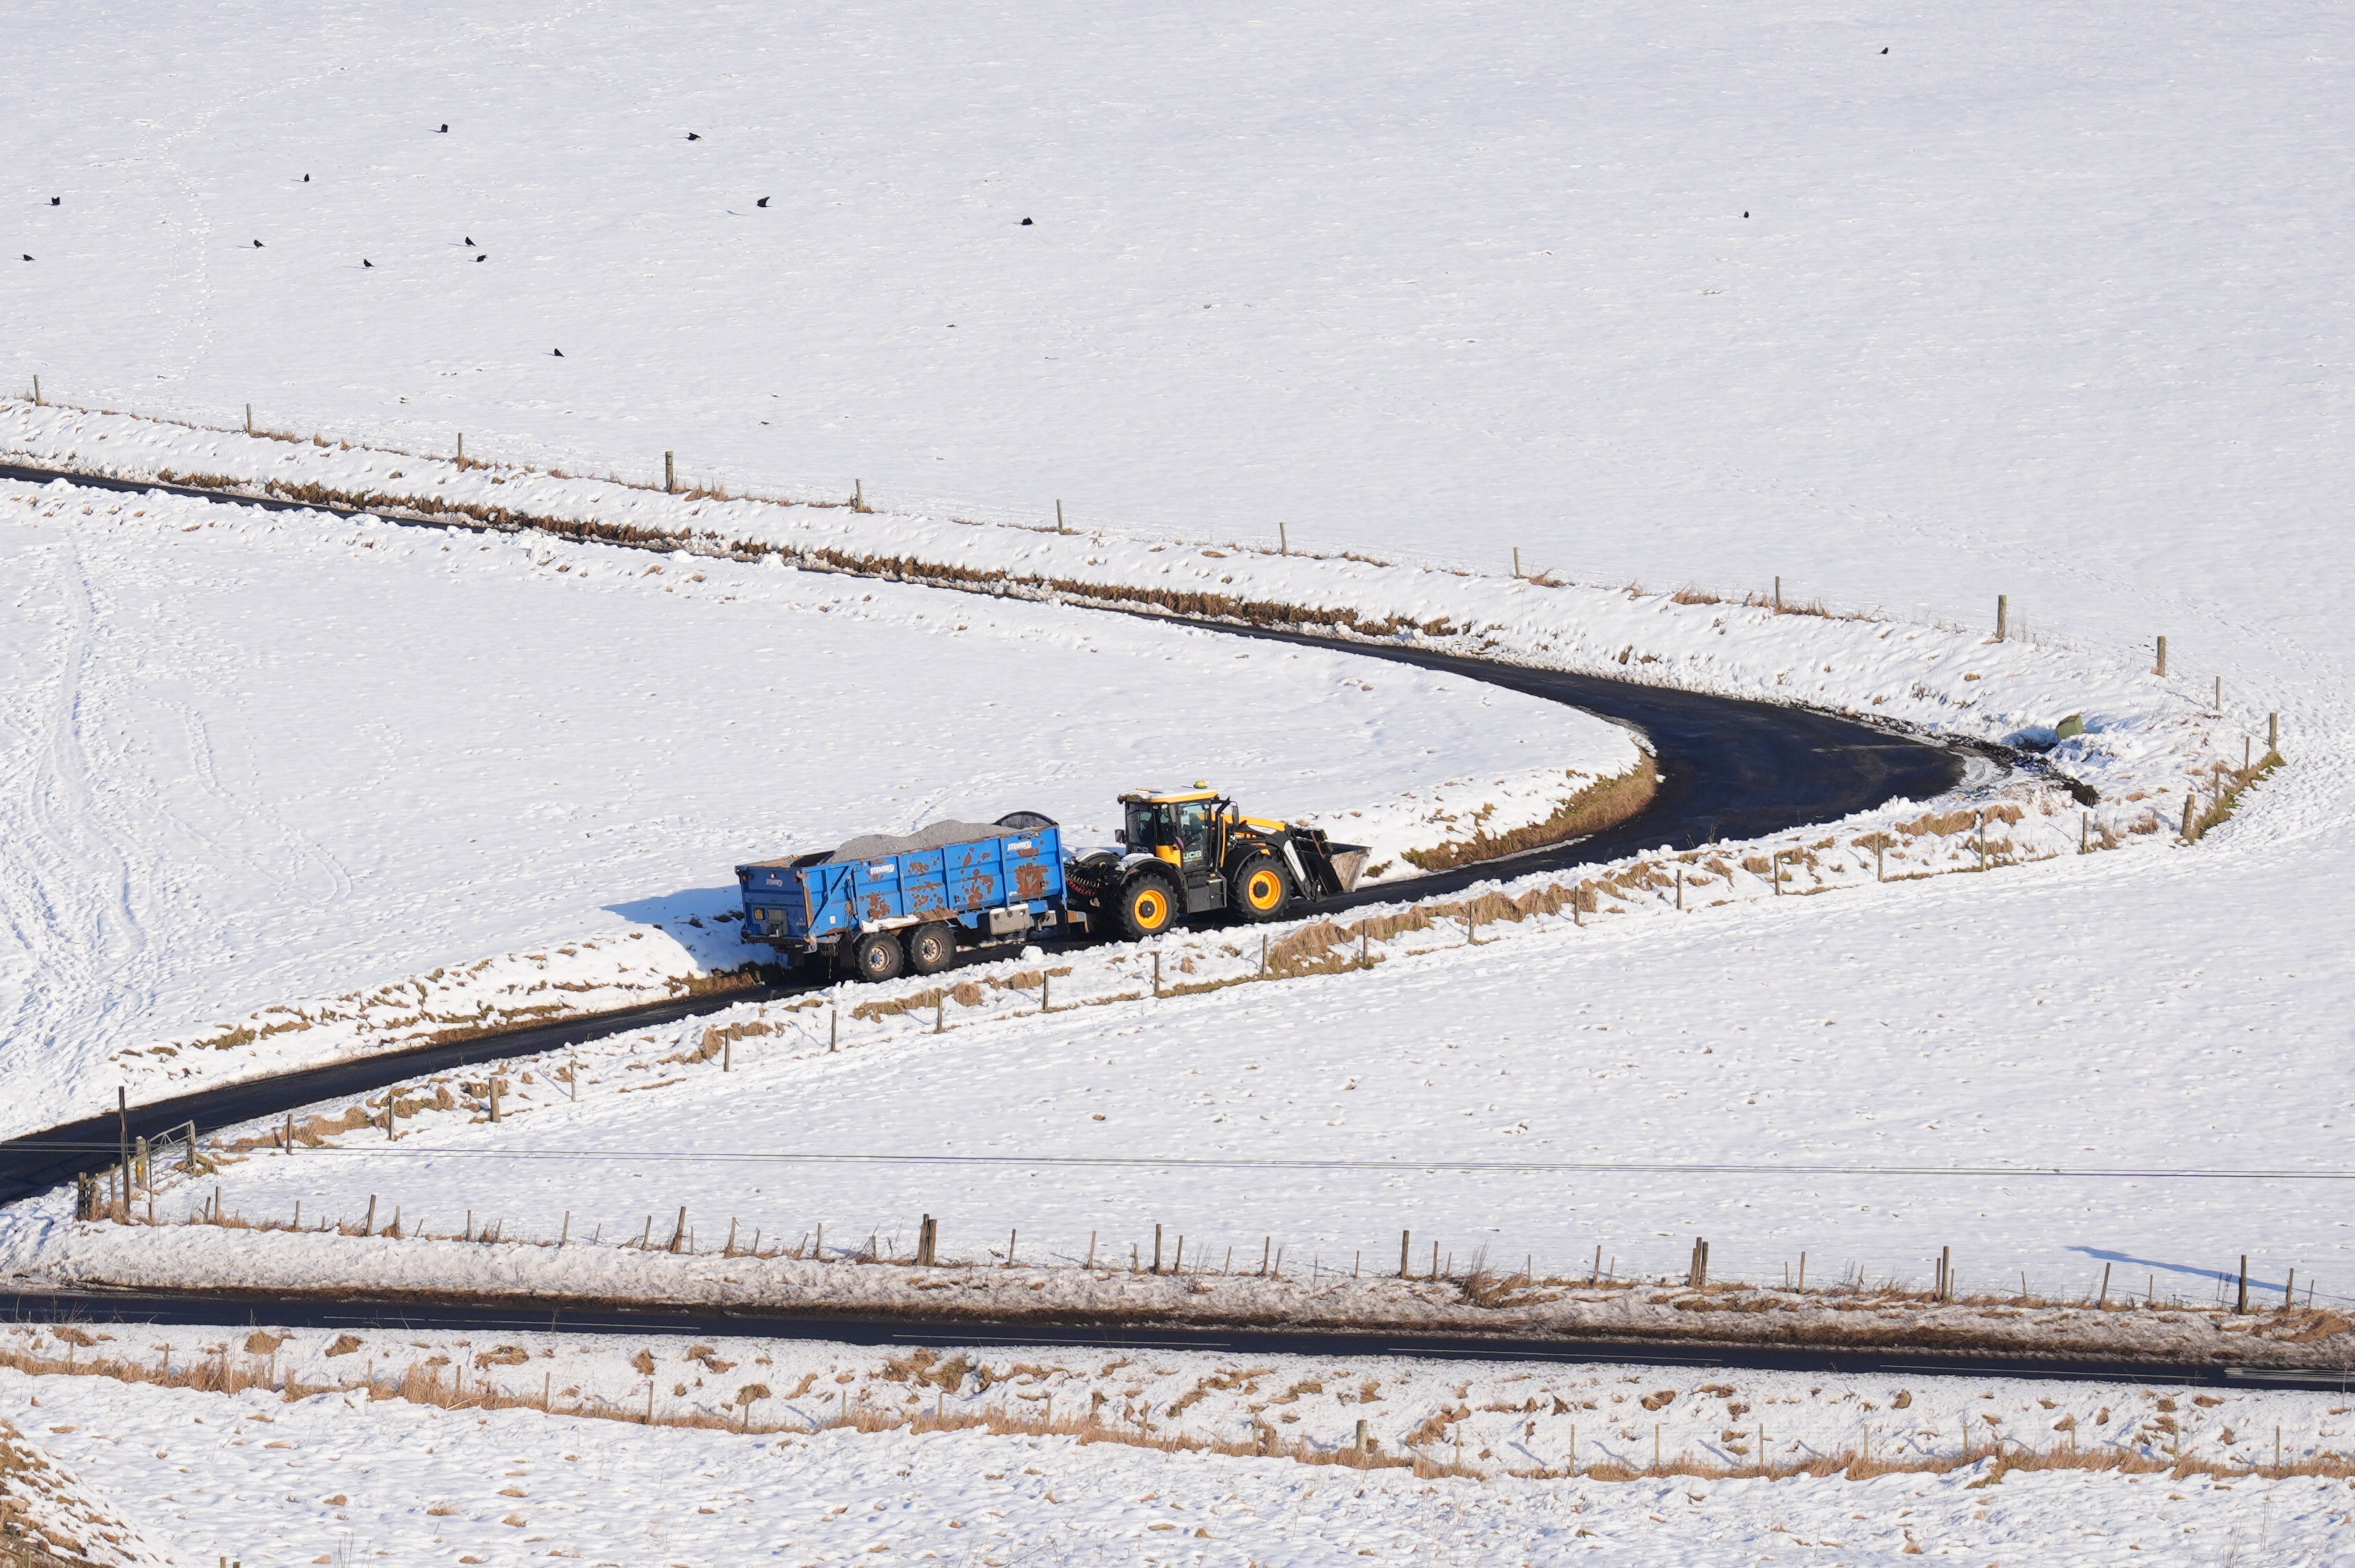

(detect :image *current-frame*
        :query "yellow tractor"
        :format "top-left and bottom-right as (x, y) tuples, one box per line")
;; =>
(1069, 784), (1371, 941)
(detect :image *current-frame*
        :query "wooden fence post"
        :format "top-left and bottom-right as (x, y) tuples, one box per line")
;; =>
(664, 451), (675, 493)
(1995, 594), (2008, 641)
(2155, 635), (2167, 676)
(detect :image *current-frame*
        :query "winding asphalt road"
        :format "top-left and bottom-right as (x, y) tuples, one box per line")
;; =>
(0, 462), (2023, 1381)
(0, 459), (1962, 1194)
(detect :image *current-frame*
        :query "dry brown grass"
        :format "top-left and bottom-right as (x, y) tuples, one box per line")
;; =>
(2186, 752), (2282, 842)
(29, 401), (1999, 686)
(1739, 588), (1869, 621)
(850, 969), (1065, 1023)
(1895, 803), (2021, 839)
(36, 446), (1488, 642)
(162, 959), (777, 1064)
(1399, 757), (1658, 873)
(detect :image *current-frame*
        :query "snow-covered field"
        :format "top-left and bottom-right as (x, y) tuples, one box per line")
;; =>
(6, 1321), (2355, 1566)
(8, 819), (2349, 1320)
(6, 0), (2349, 649)
(0, 478), (1635, 1138)
(8, 0), (2355, 1555)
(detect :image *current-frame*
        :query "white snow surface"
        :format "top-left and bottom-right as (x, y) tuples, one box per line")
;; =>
(8, 0), (2355, 1548)
(5, 0), (2351, 653)
(4, 822), (2346, 1318)
(5, 1322), (2354, 1565)
(0, 478), (1632, 1139)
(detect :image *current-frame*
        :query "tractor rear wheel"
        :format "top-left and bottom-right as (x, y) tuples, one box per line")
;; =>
(850, 930), (906, 983)
(1231, 852), (1293, 922)
(905, 921), (957, 975)
(1116, 872), (1180, 940)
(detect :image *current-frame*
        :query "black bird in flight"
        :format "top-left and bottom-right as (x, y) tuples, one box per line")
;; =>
(686, 132), (700, 140)
(756, 197), (769, 208)
(476, 255), (486, 262)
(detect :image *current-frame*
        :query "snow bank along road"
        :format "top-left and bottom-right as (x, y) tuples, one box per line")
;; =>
(15, 1318), (2355, 1568)
(3, 1286), (2348, 1396)
(0, 467), (1960, 1195)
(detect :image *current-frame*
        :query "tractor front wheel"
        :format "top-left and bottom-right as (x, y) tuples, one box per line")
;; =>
(1231, 852), (1294, 922)
(1117, 872), (1180, 940)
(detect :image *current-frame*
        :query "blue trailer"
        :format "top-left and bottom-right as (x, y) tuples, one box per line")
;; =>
(736, 815), (1086, 982)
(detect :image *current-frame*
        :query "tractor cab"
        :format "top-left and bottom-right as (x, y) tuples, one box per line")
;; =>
(1120, 786), (1227, 885)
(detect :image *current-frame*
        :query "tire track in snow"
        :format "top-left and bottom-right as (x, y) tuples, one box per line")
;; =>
(0, 535), (161, 1060)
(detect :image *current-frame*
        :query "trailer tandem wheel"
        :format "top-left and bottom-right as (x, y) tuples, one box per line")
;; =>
(905, 922), (957, 975)
(850, 930), (906, 983)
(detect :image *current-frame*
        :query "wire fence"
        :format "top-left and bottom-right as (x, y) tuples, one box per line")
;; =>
(35, 1136), (2355, 1182)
